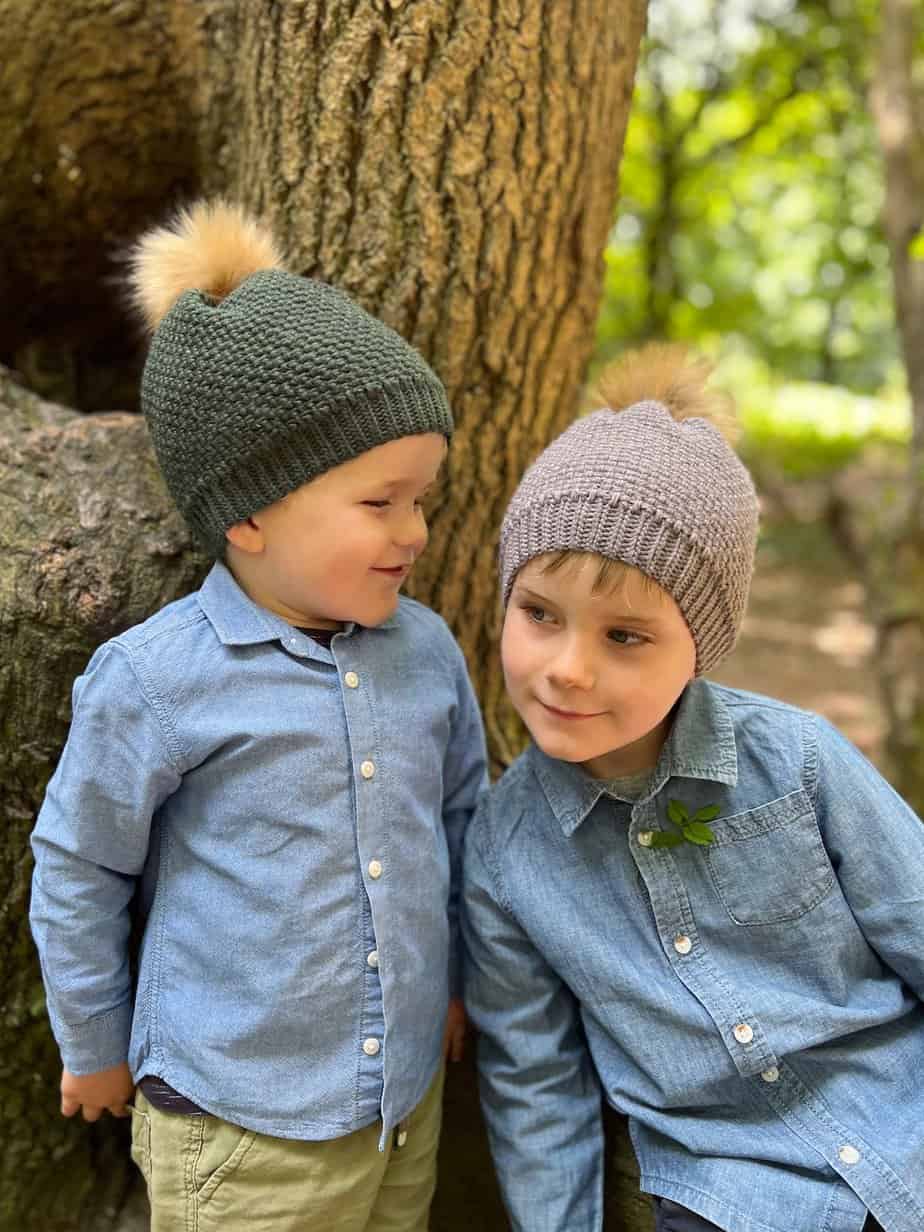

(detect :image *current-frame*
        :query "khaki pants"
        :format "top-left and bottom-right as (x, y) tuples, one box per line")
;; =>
(130, 1066), (445, 1232)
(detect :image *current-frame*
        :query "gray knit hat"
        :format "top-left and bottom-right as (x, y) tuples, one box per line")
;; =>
(129, 201), (453, 556)
(499, 353), (759, 675)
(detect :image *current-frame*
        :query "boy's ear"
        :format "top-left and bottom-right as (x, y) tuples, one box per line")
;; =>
(225, 516), (266, 554)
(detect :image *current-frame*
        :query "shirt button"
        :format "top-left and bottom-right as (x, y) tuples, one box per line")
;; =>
(637, 831), (654, 847)
(838, 1144), (860, 1165)
(362, 1038), (380, 1056)
(360, 760), (376, 779)
(367, 950), (379, 968)
(368, 860), (383, 880)
(673, 935), (692, 955)
(344, 671), (359, 688)
(733, 1023), (754, 1045)
(761, 1066), (780, 1083)
(396, 1129), (408, 1147)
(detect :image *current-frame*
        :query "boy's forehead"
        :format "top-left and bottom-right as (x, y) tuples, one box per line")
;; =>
(517, 554), (666, 610)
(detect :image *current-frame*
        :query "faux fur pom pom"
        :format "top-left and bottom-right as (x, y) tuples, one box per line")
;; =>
(593, 342), (737, 439)
(127, 199), (284, 331)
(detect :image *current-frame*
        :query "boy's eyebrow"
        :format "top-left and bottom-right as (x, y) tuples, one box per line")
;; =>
(366, 477), (436, 492)
(513, 583), (660, 625)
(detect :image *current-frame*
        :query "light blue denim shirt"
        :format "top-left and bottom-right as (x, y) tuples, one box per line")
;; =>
(462, 679), (924, 1232)
(30, 562), (487, 1141)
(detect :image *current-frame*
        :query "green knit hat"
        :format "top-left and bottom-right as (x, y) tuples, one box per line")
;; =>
(129, 201), (453, 556)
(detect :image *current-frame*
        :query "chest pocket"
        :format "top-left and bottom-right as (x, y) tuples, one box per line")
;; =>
(705, 789), (835, 925)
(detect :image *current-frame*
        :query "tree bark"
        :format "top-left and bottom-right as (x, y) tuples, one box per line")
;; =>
(0, 370), (203, 1230)
(0, 1), (648, 1227)
(861, 0), (924, 811)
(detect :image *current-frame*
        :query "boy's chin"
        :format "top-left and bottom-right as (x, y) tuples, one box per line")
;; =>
(351, 592), (401, 628)
(520, 722), (598, 765)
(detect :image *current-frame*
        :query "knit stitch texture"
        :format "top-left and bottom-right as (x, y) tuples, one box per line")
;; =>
(498, 401), (759, 674)
(142, 268), (453, 556)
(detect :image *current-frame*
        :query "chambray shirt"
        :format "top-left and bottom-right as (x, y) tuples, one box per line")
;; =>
(462, 679), (924, 1232)
(30, 563), (487, 1141)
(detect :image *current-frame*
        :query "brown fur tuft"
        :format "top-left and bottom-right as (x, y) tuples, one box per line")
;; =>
(127, 199), (284, 331)
(592, 342), (738, 440)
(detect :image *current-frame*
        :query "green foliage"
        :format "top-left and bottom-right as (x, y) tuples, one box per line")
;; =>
(599, 0), (896, 394)
(650, 798), (718, 848)
(714, 350), (911, 477)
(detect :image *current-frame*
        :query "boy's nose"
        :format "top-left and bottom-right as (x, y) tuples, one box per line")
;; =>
(394, 507), (428, 554)
(546, 645), (595, 691)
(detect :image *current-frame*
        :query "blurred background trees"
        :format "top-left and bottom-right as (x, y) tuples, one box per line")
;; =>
(595, 0), (924, 812)
(3, 0), (923, 1228)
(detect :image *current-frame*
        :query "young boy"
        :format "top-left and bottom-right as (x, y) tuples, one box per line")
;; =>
(29, 200), (487, 1232)
(462, 345), (923, 1232)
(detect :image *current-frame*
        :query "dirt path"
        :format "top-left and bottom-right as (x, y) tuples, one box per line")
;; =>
(713, 536), (884, 764)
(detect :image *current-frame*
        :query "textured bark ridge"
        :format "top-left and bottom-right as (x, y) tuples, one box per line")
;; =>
(0, 369), (204, 1229)
(1, 1), (648, 1226)
(199, 0), (647, 772)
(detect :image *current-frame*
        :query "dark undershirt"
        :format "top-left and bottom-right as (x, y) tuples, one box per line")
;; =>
(140, 625), (341, 1116)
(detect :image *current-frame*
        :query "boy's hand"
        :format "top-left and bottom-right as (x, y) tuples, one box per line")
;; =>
(443, 997), (467, 1062)
(60, 1063), (134, 1121)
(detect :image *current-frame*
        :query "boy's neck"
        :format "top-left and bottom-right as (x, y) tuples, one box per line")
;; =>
(223, 555), (344, 631)
(580, 711), (674, 781)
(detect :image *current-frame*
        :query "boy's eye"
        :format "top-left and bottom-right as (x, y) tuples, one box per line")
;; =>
(524, 605), (550, 624)
(362, 500), (391, 508)
(608, 628), (643, 646)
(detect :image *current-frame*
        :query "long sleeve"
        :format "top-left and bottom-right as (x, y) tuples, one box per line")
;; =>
(462, 810), (604, 1232)
(441, 646), (489, 998)
(29, 643), (182, 1074)
(813, 714), (924, 1001)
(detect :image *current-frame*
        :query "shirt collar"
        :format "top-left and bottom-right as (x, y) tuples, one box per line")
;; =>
(530, 678), (739, 837)
(197, 562), (399, 647)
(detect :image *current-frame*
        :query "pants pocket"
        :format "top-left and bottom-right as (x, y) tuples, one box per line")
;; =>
(128, 1103), (152, 1187)
(194, 1116), (258, 1205)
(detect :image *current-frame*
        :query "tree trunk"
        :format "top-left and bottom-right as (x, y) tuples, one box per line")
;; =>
(863, 0), (924, 811)
(0, 1), (648, 1227)
(0, 371), (203, 1231)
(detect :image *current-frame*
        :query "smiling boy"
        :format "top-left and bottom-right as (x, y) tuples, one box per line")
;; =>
(29, 201), (487, 1232)
(462, 345), (922, 1232)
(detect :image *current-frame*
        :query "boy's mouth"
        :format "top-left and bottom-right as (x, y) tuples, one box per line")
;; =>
(371, 564), (411, 578)
(538, 700), (604, 721)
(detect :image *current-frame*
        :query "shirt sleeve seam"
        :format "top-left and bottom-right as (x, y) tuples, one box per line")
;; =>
(116, 644), (187, 773)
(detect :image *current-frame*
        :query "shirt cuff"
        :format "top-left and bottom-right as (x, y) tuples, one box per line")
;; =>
(54, 1000), (133, 1076)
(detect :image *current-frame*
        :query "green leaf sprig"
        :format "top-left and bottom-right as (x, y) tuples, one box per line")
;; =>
(649, 799), (720, 849)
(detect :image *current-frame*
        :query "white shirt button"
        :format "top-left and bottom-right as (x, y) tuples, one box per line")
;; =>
(638, 831), (654, 847)
(761, 1066), (780, 1083)
(367, 950), (379, 968)
(673, 935), (692, 955)
(362, 1037), (380, 1056)
(396, 1130), (408, 1147)
(344, 671), (359, 688)
(368, 860), (383, 880)
(733, 1023), (754, 1044)
(838, 1144), (860, 1165)
(360, 760), (376, 779)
